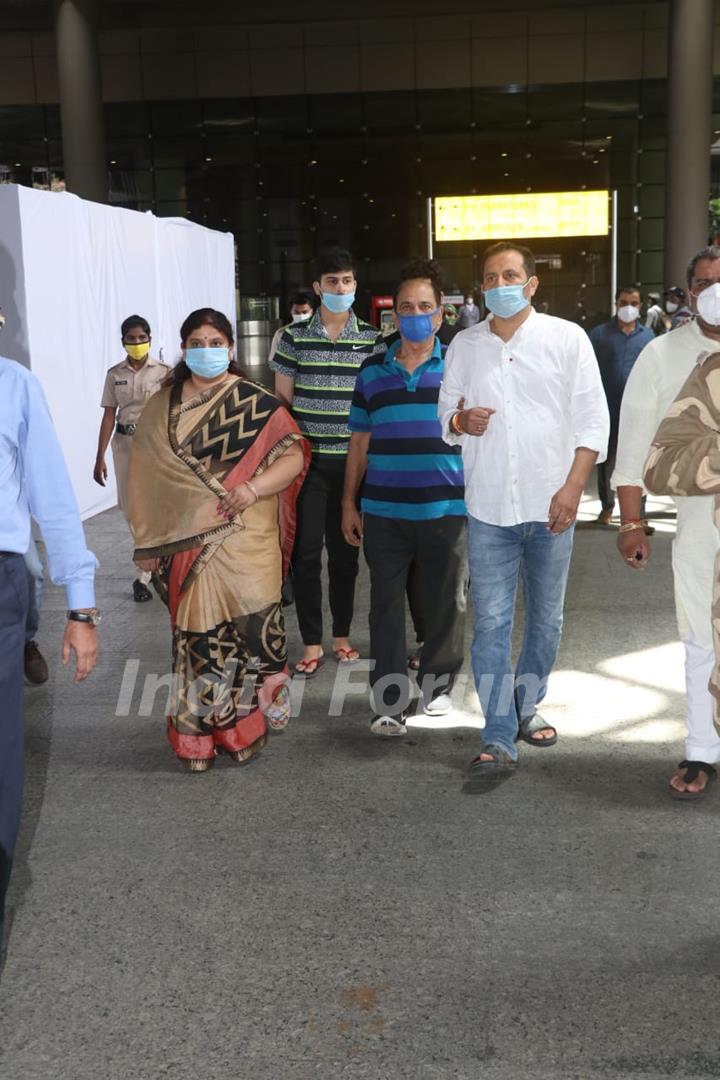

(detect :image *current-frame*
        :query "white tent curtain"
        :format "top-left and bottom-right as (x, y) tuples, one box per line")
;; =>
(0, 184), (236, 518)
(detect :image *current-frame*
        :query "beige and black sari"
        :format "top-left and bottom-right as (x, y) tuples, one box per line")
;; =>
(127, 376), (309, 762)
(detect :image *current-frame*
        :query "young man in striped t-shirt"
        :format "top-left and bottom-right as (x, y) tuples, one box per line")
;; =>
(342, 259), (467, 735)
(271, 247), (383, 676)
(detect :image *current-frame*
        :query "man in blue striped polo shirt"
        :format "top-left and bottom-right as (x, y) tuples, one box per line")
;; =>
(342, 258), (467, 736)
(271, 247), (383, 676)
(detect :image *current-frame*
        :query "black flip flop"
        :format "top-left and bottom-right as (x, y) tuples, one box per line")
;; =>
(670, 760), (717, 801)
(517, 713), (557, 748)
(463, 744), (518, 792)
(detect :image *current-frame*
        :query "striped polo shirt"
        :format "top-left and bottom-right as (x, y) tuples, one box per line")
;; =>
(270, 308), (383, 456)
(348, 337), (465, 521)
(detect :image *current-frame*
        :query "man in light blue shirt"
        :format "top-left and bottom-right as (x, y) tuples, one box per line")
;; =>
(0, 355), (99, 945)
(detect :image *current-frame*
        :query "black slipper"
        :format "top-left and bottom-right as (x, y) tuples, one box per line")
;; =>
(517, 712), (557, 748)
(670, 760), (717, 801)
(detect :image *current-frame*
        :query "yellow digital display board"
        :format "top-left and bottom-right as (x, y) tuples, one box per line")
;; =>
(434, 191), (609, 241)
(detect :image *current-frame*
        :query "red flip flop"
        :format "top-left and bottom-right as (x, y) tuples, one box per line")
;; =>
(293, 652), (324, 679)
(333, 647), (360, 665)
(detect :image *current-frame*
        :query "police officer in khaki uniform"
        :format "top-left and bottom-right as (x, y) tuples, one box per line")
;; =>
(94, 315), (171, 601)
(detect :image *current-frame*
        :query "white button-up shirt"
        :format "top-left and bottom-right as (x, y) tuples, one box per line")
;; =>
(613, 318), (719, 650)
(439, 308), (609, 526)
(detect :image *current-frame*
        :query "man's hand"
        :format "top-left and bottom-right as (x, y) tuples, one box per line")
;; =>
(93, 457), (107, 486)
(62, 622), (98, 683)
(455, 396), (496, 437)
(616, 528), (650, 571)
(547, 481), (583, 534)
(137, 557), (160, 573)
(342, 503), (363, 547)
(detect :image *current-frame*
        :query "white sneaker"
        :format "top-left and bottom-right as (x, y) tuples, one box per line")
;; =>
(423, 693), (452, 716)
(370, 714), (407, 737)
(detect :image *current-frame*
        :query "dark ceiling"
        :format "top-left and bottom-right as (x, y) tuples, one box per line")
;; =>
(0, 0), (672, 31)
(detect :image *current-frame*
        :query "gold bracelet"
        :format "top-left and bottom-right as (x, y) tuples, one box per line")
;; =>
(245, 480), (260, 502)
(618, 520), (643, 533)
(450, 411), (463, 435)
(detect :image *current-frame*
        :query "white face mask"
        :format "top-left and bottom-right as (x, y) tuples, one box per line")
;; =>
(696, 282), (720, 326)
(665, 301), (679, 314)
(617, 304), (639, 324)
(465, 299), (474, 307)
(291, 311), (311, 324)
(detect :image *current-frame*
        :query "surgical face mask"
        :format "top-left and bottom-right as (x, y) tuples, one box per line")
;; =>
(125, 342), (150, 361)
(291, 311), (311, 324)
(483, 283), (530, 319)
(398, 308), (440, 343)
(616, 305), (639, 324)
(665, 301), (679, 314)
(696, 282), (720, 326)
(321, 291), (355, 314)
(184, 346), (230, 378)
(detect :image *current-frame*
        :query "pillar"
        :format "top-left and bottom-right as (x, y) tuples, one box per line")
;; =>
(664, 0), (715, 287)
(54, 0), (107, 203)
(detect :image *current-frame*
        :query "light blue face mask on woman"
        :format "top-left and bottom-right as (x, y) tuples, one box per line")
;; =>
(483, 283), (530, 319)
(184, 346), (230, 378)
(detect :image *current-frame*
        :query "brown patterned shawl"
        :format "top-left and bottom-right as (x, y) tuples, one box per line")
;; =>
(643, 352), (720, 726)
(126, 376), (309, 593)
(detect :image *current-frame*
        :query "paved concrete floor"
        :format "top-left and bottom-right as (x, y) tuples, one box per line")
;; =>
(0, 496), (717, 1080)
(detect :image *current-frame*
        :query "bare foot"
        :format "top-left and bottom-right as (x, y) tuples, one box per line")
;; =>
(301, 645), (323, 663)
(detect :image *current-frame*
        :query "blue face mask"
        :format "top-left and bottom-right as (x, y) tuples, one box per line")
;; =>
(184, 346), (230, 378)
(398, 308), (440, 343)
(321, 291), (355, 314)
(483, 283), (531, 319)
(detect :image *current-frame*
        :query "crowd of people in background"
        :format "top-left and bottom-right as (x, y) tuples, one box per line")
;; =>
(5, 239), (720, 935)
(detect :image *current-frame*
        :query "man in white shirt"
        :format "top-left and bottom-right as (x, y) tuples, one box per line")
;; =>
(439, 241), (609, 782)
(613, 245), (720, 799)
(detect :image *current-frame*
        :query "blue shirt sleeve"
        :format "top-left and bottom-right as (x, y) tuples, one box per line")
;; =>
(21, 374), (97, 609)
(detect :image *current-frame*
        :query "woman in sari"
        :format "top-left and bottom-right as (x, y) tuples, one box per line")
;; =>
(127, 308), (310, 772)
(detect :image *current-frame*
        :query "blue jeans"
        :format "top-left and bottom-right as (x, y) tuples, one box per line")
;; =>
(24, 535), (44, 643)
(467, 517), (575, 760)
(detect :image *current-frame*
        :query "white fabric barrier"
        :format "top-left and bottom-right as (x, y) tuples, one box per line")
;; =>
(0, 184), (236, 519)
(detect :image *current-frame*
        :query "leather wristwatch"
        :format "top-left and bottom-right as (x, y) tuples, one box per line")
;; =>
(67, 609), (102, 627)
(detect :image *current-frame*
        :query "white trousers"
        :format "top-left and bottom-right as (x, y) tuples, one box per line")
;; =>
(684, 633), (720, 762)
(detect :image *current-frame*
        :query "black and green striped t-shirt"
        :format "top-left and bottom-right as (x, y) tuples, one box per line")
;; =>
(269, 309), (384, 456)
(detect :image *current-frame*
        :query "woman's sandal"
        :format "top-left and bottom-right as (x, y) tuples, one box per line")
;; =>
(293, 651), (324, 678)
(333, 646), (360, 665)
(517, 713), (558, 748)
(263, 686), (291, 731)
(669, 760), (717, 801)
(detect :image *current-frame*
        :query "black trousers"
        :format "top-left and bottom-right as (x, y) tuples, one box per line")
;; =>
(363, 514), (467, 715)
(597, 416), (646, 515)
(292, 456), (360, 644)
(0, 553), (28, 944)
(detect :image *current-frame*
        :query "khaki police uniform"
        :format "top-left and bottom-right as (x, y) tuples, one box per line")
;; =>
(101, 355), (170, 513)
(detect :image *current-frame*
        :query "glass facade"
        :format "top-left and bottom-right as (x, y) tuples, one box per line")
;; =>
(1, 77), (719, 323)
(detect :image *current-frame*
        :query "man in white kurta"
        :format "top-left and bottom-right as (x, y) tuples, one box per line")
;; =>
(439, 242), (609, 780)
(613, 247), (720, 796)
